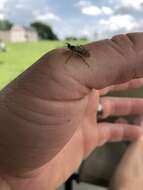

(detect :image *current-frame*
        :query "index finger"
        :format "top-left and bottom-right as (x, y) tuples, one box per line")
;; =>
(12, 32), (143, 101)
(100, 78), (143, 95)
(85, 33), (143, 88)
(58, 32), (143, 90)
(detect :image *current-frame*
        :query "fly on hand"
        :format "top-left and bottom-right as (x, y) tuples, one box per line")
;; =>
(65, 43), (90, 67)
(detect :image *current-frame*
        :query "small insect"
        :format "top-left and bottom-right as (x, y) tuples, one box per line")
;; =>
(65, 43), (90, 67)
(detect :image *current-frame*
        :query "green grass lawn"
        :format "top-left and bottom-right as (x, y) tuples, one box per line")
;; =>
(0, 40), (88, 90)
(0, 40), (143, 98)
(0, 40), (66, 89)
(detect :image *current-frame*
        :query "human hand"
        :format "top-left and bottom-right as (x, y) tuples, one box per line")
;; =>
(0, 33), (143, 190)
(110, 134), (143, 190)
(109, 114), (143, 190)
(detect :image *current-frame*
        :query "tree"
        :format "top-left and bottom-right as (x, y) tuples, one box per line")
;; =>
(65, 36), (78, 41)
(0, 20), (13, 30)
(79, 36), (88, 41)
(65, 36), (88, 41)
(31, 22), (58, 40)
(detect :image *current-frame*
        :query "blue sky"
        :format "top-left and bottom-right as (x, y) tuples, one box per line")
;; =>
(0, 0), (143, 39)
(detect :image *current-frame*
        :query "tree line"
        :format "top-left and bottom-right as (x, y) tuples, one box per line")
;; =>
(0, 20), (88, 41)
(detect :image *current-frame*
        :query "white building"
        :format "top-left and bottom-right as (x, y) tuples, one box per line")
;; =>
(0, 25), (38, 42)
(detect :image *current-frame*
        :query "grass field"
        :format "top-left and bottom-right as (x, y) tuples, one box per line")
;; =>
(0, 41), (66, 89)
(0, 40), (143, 97)
(0, 40), (87, 90)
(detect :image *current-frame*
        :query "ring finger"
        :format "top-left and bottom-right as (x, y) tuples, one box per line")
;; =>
(100, 97), (143, 118)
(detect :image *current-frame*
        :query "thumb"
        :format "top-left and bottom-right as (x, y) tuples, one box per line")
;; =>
(113, 135), (143, 178)
(119, 135), (143, 165)
(110, 136), (143, 190)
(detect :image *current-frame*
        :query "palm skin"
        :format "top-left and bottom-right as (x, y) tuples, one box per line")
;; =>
(0, 33), (143, 190)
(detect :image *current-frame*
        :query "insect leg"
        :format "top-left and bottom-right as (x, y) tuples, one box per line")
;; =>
(65, 52), (74, 64)
(77, 54), (90, 67)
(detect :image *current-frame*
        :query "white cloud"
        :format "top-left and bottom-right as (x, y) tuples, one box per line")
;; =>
(120, 0), (143, 10)
(36, 13), (61, 22)
(82, 5), (102, 16)
(82, 5), (113, 16)
(99, 15), (136, 32)
(0, 0), (142, 40)
(109, 0), (143, 9)
(102, 6), (113, 15)
(76, 0), (113, 16)
(0, 0), (7, 20)
(15, 3), (26, 9)
(131, 19), (143, 32)
(0, 0), (7, 10)
(0, 13), (5, 20)
(78, 28), (95, 38)
(77, 0), (91, 7)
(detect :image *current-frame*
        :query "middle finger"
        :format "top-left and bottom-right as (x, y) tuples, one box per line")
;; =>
(100, 97), (143, 118)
